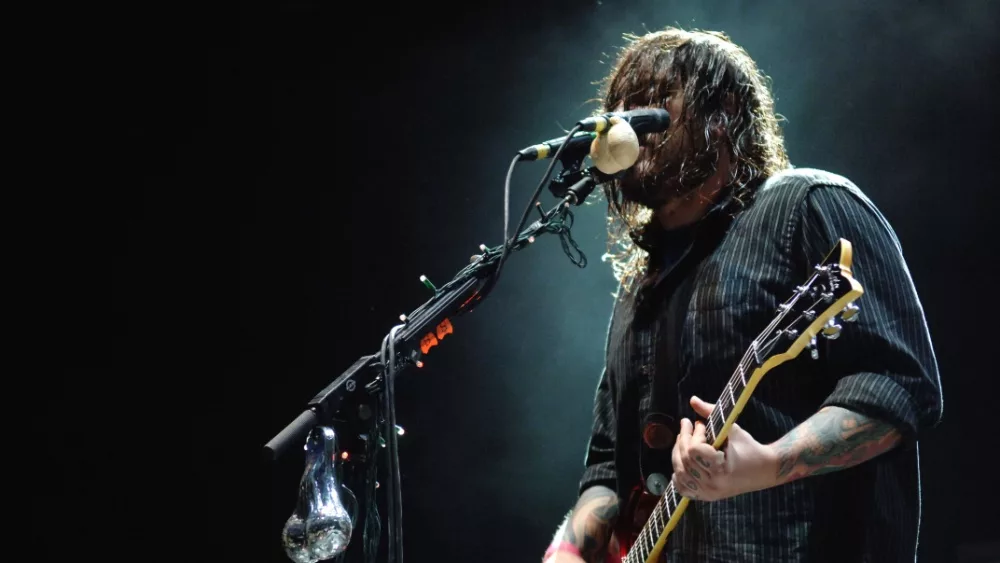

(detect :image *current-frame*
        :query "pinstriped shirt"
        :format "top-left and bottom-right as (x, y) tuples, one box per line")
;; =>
(579, 168), (943, 562)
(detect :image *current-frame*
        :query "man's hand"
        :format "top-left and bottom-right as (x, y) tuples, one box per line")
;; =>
(672, 396), (904, 502)
(672, 395), (779, 502)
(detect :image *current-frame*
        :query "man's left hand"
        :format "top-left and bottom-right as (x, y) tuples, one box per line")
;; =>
(671, 395), (779, 502)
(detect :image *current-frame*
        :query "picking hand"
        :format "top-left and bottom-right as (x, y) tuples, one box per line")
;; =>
(671, 395), (779, 502)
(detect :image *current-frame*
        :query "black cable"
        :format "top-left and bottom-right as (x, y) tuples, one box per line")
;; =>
(387, 330), (403, 563)
(379, 326), (404, 563)
(492, 123), (584, 289)
(363, 416), (381, 563)
(502, 153), (518, 265)
(554, 207), (587, 267)
(379, 356), (395, 563)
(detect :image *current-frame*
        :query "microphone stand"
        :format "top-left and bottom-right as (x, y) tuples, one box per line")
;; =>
(263, 160), (604, 563)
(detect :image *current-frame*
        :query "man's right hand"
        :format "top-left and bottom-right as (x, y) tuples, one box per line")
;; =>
(545, 485), (619, 563)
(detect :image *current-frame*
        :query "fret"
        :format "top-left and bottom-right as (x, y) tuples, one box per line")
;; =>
(726, 380), (736, 411)
(707, 412), (719, 443)
(736, 363), (747, 386)
(719, 391), (731, 419)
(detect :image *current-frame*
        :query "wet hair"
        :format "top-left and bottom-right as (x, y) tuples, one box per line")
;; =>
(597, 27), (790, 293)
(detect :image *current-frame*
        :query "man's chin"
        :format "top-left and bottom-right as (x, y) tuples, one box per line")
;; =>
(621, 186), (670, 210)
(620, 183), (657, 208)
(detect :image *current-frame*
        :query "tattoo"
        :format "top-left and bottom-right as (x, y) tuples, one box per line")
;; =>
(696, 456), (711, 469)
(773, 406), (901, 484)
(563, 486), (620, 562)
(689, 467), (701, 479)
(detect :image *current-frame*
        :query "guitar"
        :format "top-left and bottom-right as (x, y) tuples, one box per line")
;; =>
(608, 238), (865, 563)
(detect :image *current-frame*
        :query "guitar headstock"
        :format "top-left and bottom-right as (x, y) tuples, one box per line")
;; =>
(754, 238), (865, 365)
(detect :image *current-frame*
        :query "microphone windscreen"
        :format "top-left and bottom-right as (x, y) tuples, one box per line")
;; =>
(590, 118), (640, 175)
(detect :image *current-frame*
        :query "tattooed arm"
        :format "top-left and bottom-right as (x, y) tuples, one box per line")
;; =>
(771, 405), (901, 484)
(547, 485), (620, 563)
(673, 397), (903, 502)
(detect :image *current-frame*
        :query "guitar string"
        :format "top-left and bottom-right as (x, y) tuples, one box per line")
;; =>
(628, 330), (799, 563)
(626, 296), (807, 563)
(706, 277), (821, 439)
(625, 271), (840, 561)
(625, 285), (836, 563)
(627, 317), (807, 563)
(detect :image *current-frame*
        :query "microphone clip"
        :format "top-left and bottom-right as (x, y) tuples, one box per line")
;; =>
(547, 159), (616, 206)
(547, 157), (585, 200)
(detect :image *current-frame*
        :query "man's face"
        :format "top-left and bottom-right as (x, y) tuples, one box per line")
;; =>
(616, 89), (700, 209)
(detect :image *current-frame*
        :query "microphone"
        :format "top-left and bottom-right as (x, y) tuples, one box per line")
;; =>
(578, 107), (671, 134)
(517, 131), (596, 162)
(517, 108), (670, 162)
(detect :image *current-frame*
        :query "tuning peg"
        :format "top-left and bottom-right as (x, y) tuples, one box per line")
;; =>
(806, 336), (819, 359)
(841, 302), (860, 322)
(821, 318), (842, 340)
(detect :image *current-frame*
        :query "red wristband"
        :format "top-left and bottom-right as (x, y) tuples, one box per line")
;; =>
(543, 541), (581, 561)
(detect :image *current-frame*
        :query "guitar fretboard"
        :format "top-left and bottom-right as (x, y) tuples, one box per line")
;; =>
(706, 361), (748, 445)
(622, 349), (754, 563)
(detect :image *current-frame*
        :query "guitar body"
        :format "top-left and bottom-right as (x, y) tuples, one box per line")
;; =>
(600, 239), (864, 563)
(608, 487), (662, 562)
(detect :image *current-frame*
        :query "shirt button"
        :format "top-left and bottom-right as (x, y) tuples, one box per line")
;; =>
(640, 363), (654, 375)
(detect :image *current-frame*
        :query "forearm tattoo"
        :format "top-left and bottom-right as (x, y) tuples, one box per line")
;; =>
(773, 406), (901, 484)
(564, 486), (620, 562)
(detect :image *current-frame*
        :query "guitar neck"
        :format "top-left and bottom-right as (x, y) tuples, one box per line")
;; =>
(622, 338), (777, 563)
(618, 242), (862, 563)
(705, 345), (757, 446)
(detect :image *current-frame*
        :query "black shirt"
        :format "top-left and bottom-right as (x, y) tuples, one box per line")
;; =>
(579, 168), (944, 562)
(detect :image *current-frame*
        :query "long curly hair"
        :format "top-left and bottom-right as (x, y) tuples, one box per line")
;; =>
(596, 27), (791, 294)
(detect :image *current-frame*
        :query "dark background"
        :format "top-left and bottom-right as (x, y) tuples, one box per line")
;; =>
(42, 0), (1000, 562)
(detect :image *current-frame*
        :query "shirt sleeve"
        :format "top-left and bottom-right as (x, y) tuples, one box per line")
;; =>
(578, 289), (623, 496)
(578, 365), (618, 495)
(796, 183), (943, 448)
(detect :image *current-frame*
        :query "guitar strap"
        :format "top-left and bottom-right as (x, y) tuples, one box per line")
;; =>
(639, 201), (737, 492)
(638, 252), (699, 487)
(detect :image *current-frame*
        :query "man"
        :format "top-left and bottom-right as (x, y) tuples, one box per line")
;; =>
(541, 27), (943, 563)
